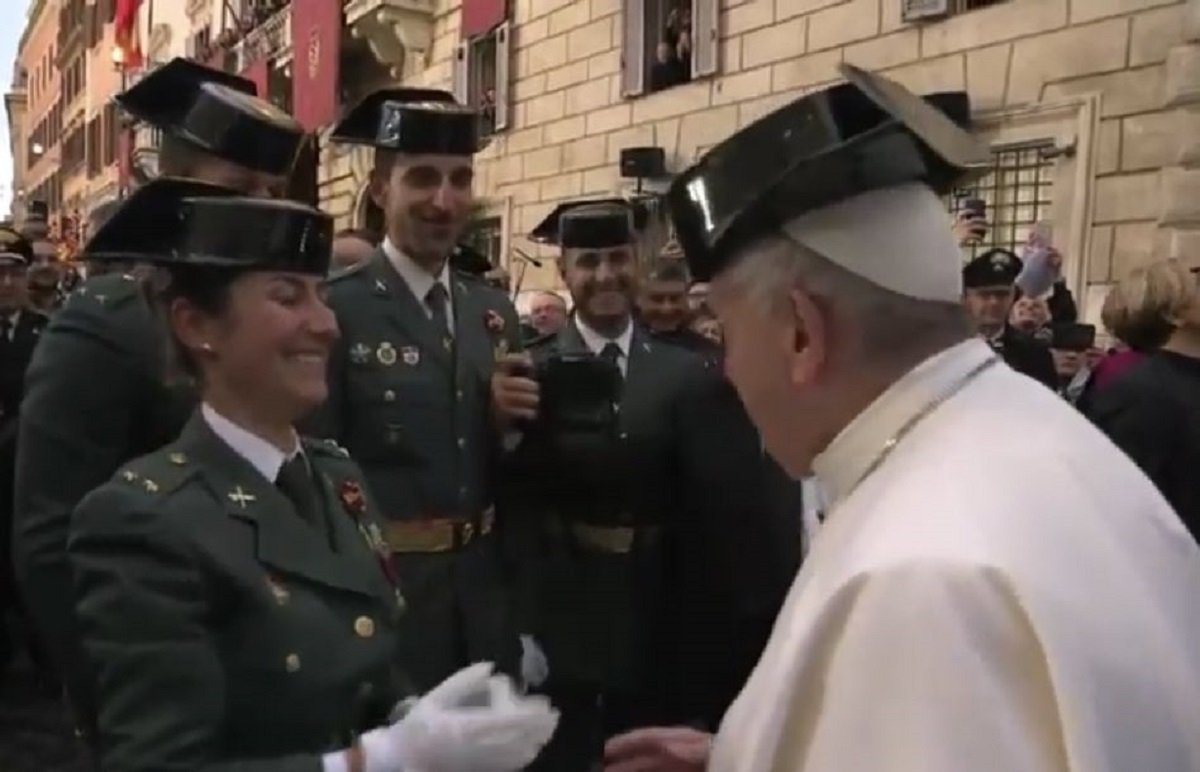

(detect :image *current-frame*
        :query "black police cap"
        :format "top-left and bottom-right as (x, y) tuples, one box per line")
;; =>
(329, 88), (484, 155)
(529, 199), (646, 248)
(114, 57), (305, 176)
(0, 227), (33, 265)
(963, 247), (1023, 289)
(1051, 322), (1096, 351)
(667, 63), (990, 282)
(83, 178), (332, 276)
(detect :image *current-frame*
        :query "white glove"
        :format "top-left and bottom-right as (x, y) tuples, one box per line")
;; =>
(359, 661), (558, 772)
(519, 634), (549, 689)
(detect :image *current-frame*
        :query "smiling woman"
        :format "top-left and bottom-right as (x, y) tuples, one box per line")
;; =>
(67, 176), (556, 772)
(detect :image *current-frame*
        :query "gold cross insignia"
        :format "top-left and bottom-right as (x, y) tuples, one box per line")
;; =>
(122, 470), (138, 482)
(169, 452), (188, 465)
(229, 487), (257, 508)
(142, 479), (159, 493)
(374, 279), (388, 293)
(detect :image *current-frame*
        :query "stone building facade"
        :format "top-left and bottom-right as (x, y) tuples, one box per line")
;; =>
(8, 0), (64, 226)
(313, 0), (1200, 317)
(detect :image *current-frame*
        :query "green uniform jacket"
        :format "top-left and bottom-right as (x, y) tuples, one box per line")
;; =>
(503, 320), (800, 729)
(309, 250), (522, 690)
(70, 414), (407, 772)
(501, 322), (701, 709)
(14, 272), (194, 731)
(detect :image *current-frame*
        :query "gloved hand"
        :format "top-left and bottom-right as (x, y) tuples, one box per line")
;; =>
(519, 634), (549, 689)
(359, 661), (558, 772)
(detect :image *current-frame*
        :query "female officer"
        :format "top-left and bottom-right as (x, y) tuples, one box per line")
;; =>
(69, 179), (556, 772)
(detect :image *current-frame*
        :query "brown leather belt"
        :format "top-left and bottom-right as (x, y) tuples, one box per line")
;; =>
(564, 522), (662, 554)
(383, 507), (495, 553)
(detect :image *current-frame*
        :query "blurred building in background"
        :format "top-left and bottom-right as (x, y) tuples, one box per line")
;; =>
(8, 0), (1200, 302)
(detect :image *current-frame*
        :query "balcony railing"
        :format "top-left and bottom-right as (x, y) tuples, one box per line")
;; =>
(235, 2), (293, 71)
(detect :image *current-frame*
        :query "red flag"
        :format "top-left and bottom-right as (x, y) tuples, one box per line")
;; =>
(114, 0), (143, 69)
(290, 0), (341, 130)
(240, 59), (269, 100)
(462, 0), (506, 38)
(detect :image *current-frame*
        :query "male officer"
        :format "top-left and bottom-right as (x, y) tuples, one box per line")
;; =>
(962, 247), (1057, 387)
(314, 89), (528, 693)
(13, 57), (307, 745)
(0, 229), (49, 681)
(508, 200), (798, 770)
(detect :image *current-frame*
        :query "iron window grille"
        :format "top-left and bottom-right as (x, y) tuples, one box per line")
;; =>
(948, 139), (1057, 258)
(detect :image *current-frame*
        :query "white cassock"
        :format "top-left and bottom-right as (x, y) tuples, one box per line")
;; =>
(711, 338), (1200, 772)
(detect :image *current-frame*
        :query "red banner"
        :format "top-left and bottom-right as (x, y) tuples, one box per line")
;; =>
(462, 0), (506, 38)
(114, 0), (143, 69)
(241, 59), (269, 100)
(291, 0), (341, 130)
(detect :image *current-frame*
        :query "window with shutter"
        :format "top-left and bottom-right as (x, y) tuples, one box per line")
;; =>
(902, 0), (950, 21)
(690, 0), (718, 79)
(452, 41), (470, 107)
(494, 21), (511, 132)
(621, 0), (646, 97)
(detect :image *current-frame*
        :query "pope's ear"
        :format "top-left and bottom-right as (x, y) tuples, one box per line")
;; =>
(788, 286), (826, 388)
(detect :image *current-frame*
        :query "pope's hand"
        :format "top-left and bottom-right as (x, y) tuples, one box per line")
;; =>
(360, 662), (558, 772)
(603, 727), (712, 772)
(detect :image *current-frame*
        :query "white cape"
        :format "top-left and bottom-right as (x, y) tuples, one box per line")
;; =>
(712, 339), (1200, 772)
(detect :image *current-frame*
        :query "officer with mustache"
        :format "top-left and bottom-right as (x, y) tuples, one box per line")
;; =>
(504, 199), (799, 770)
(313, 89), (535, 694)
(13, 57), (308, 749)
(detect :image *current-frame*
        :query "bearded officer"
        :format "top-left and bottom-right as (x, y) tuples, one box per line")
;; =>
(961, 247), (1057, 388)
(505, 199), (798, 770)
(605, 64), (1200, 772)
(13, 57), (308, 747)
(313, 89), (530, 693)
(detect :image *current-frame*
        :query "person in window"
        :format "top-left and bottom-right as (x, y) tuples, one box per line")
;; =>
(650, 40), (688, 92)
(70, 179), (557, 772)
(1086, 258), (1200, 543)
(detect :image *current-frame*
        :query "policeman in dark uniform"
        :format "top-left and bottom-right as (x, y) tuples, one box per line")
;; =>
(506, 200), (799, 770)
(13, 57), (308, 745)
(962, 247), (1057, 388)
(313, 89), (526, 692)
(0, 229), (50, 680)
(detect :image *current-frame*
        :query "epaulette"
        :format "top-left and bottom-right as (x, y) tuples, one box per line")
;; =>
(115, 447), (198, 497)
(305, 437), (351, 460)
(327, 261), (368, 284)
(68, 272), (143, 311)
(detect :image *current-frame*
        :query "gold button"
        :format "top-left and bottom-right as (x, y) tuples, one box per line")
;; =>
(354, 616), (376, 638)
(285, 653), (301, 672)
(456, 437), (466, 449)
(383, 389), (396, 402)
(168, 452), (187, 465)
(456, 389), (464, 400)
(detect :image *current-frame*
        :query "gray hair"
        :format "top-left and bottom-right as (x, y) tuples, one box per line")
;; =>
(719, 235), (971, 365)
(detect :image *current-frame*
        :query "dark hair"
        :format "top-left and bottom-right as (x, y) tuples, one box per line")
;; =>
(643, 258), (691, 284)
(151, 264), (239, 384)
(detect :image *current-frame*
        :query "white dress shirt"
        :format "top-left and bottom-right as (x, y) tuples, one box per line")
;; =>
(574, 315), (633, 377)
(200, 403), (301, 482)
(712, 338), (1200, 772)
(383, 237), (454, 335)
